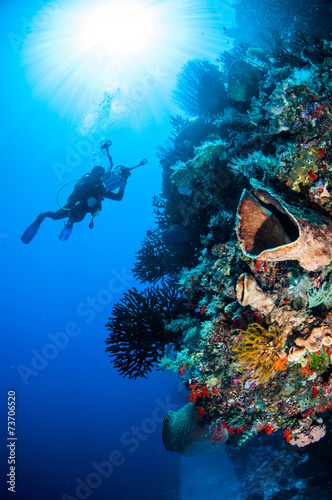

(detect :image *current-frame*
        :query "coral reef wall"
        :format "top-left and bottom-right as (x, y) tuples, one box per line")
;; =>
(157, 35), (332, 454)
(107, 31), (332, 492)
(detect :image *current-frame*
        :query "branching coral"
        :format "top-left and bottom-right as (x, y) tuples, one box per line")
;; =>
(216, 43), (250, 73)
(133, 226), (198, 284)
(228, 151), (280, 181)
(156, 137), (193, 171)
(213, 107), (245, 131)
(261, 30), (309, 69)
(132, 229), (170, 284)
(307, 280), (332, 308)
(133, 195), (199, 284)
(151, 195), (170, 230)
(232, 323), (286, 384)
(171, 59), (227, 116)
(105, 279), (181, 379)
(171, 140), (228, 188)
(170, 139), (241, 233)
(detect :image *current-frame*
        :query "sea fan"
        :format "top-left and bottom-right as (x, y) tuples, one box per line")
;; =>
(171, 59), (227, 116)
(105, 279), (181, 379)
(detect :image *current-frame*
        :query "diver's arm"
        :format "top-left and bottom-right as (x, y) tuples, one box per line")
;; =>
(105, 185), (126, 201)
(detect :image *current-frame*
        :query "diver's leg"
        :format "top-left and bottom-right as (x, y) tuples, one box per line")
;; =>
(66, 209), (86, 226)
(21, 218), (44, 244)
(39, 207), (69, 221)
(21, 208), (69, 243)
(22, 205), (74, 244)
(21, 209), (64, 244)
(58, 210), (86, 242)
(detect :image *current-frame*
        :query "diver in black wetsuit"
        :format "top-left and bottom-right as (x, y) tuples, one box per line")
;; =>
(21, 165), (131, 243)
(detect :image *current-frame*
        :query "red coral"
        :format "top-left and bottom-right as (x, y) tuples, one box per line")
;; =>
(254, 259), (260, 270)
(196, 406), (205, 419)
(232, 316), (246, 329)
(200, 385), (210, 397)
(308, 170), (318, 181)
(188, 383), (211, 403)
(178, 364), (186, 376)
(223, 422), (249, 435)
(283, 429), (292, 442)
(188, 393), (197, 403)
(252, 312), (264, 325)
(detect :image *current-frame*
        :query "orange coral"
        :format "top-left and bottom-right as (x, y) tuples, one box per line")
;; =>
(188, 383), (211, 403)
(273, 355), (288, 372)
(283, 429), (292, 442)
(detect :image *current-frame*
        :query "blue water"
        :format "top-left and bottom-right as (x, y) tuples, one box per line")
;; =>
(0, 1), (235, 499)
(2, 1), (331, 499)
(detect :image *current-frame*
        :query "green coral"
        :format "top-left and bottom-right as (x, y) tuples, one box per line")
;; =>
(307, 280), (332, 308)
(309, 351), (330, 374)
(171, 140), (227, 188)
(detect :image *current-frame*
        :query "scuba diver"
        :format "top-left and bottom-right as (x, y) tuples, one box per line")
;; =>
(21, 141), (147, 243)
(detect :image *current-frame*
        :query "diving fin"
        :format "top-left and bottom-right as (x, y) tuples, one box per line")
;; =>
(21, 216), (44, 244)
(58, 223), (73, 242)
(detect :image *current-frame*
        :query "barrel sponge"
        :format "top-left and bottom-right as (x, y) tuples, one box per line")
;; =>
(162, 402), (228, 456)
(236, 184), (332, 271)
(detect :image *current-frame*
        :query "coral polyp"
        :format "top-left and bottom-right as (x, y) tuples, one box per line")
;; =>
(232, 323), (286, 385)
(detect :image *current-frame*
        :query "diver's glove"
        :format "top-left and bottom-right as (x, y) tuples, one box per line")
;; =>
(120, 166), (131, 180)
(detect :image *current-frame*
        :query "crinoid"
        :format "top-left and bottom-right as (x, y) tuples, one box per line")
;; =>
(232, 323), (286, 385)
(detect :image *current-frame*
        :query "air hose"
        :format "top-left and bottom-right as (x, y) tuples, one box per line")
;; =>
(56, 179), (82, 210)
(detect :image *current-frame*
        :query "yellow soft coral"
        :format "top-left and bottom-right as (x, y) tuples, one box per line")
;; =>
(232, 323), (286, 385)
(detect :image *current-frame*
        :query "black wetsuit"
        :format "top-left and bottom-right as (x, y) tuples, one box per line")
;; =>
(39, 175), (125, 224)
